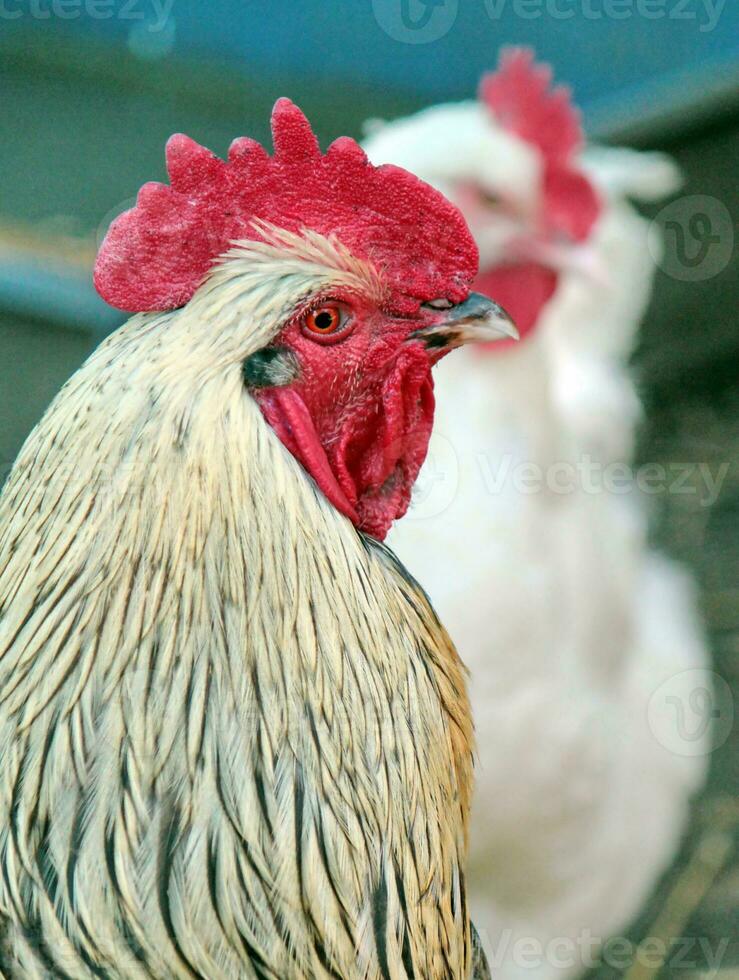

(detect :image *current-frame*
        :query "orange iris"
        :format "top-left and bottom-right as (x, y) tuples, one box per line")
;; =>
(305, 305), (342, 334)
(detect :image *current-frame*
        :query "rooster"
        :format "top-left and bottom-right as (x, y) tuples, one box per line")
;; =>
(0, 100), (516, 979)
(365, 50), (711, 977)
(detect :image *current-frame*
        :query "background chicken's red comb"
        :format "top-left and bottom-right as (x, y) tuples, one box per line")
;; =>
(94, 99), (478, 313)
(480, 49), (601, 244)
(480, 48), (583, 167)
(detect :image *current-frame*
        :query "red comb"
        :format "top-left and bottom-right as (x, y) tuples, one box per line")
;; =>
(94, 99), (478, 313)
(480, 49), (601, 243)
(480, 48), (583, 166)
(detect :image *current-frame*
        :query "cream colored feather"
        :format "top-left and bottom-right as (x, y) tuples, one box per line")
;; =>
(0, 229), (474, 979)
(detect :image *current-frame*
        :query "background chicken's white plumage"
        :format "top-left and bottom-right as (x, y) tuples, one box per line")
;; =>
(365, 49), (711, 978)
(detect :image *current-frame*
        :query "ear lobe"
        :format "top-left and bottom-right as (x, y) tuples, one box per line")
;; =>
(242, 347), (300, 389)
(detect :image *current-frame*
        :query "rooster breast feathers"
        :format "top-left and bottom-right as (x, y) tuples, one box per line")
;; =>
(0, 227), (477, 979)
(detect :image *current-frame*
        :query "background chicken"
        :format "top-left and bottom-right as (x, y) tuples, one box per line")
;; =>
(364, 49), (713, 977)
(0, 100), (516, 978)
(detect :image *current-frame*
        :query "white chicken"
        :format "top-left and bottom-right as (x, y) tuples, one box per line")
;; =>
(364, 49), (711, 978)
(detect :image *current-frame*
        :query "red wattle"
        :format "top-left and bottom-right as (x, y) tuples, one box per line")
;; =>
(474, 263), (558, 350)
(257, 387), (359, 525)
(254, 342), (437, 541)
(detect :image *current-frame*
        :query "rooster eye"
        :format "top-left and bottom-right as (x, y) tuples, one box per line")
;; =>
(302, 304), (353, 343)
(306, 306), (341, 333)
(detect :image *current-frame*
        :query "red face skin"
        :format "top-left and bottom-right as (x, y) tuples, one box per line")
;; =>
(254, 291), (449, 541)
(462, 47), (604, 353)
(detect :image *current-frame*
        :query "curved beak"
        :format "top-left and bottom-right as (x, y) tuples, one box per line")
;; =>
(411, 292), (518, 351)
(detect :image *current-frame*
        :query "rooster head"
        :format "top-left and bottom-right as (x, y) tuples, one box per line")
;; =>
(95, 100), (515, 540)
(474, 48), (602, 342)
(363, 48), (602, 346)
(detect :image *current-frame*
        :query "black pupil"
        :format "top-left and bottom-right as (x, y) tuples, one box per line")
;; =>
(315, 310), (335, 330)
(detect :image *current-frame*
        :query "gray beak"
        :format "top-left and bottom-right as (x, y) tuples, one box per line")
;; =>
(411, 292), (519, 350)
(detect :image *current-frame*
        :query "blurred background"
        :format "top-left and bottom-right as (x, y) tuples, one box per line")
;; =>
(0, 2), (737, 976)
